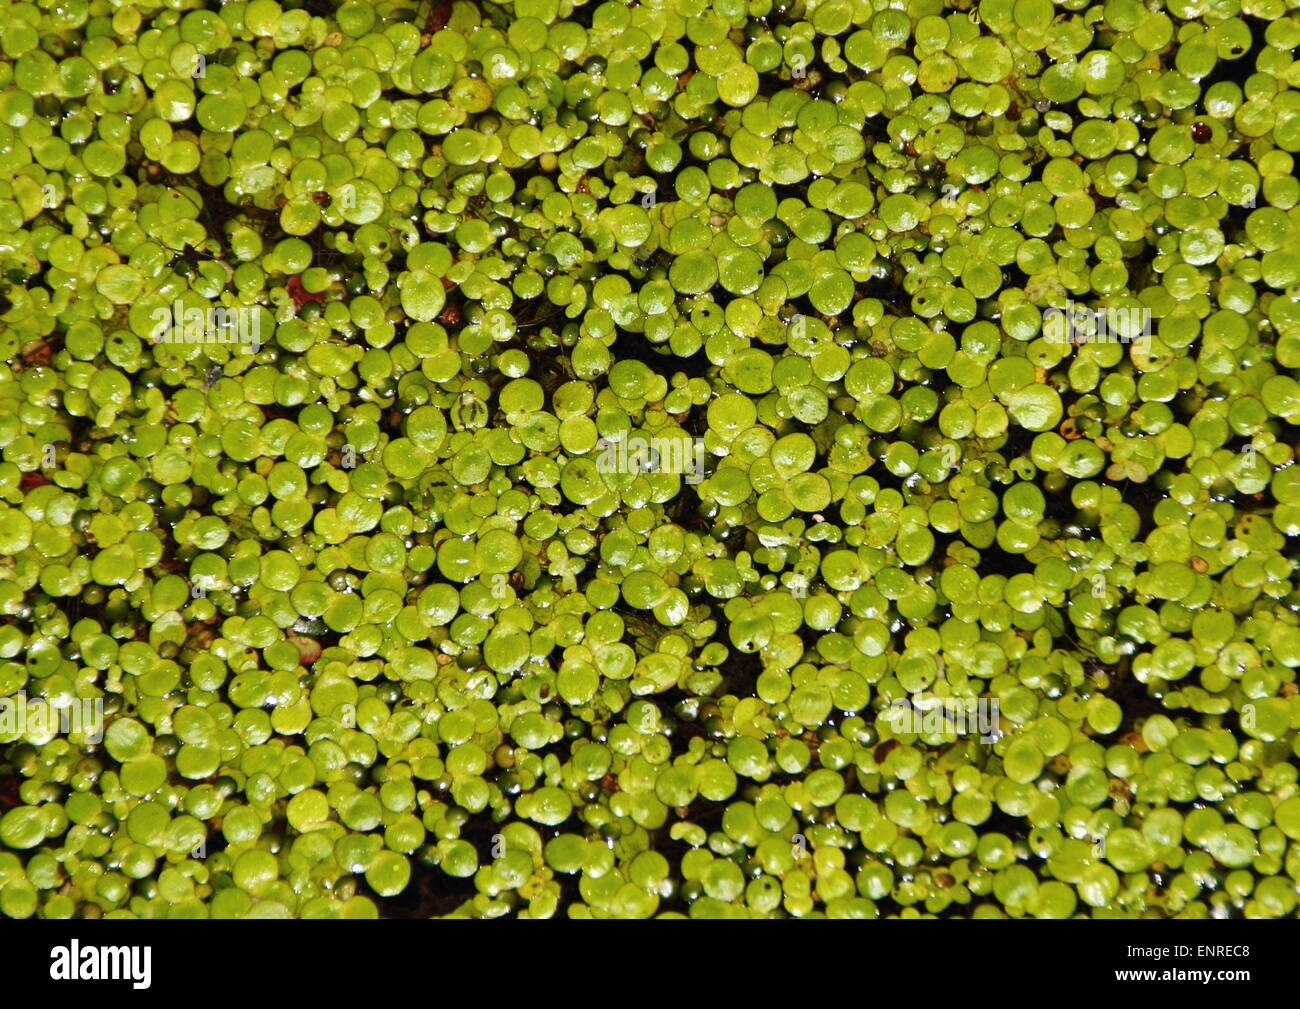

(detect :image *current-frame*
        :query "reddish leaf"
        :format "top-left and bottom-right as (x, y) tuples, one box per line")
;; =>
(286, 274), (325, 311)
(426, 0), (452, 33)
(288, 634), (323, 666)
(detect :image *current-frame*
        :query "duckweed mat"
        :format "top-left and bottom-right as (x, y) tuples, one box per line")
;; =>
(2, 0), (1300, 919)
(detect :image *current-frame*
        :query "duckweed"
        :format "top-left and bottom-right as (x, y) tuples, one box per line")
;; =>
(1, 0), (1299, 920)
